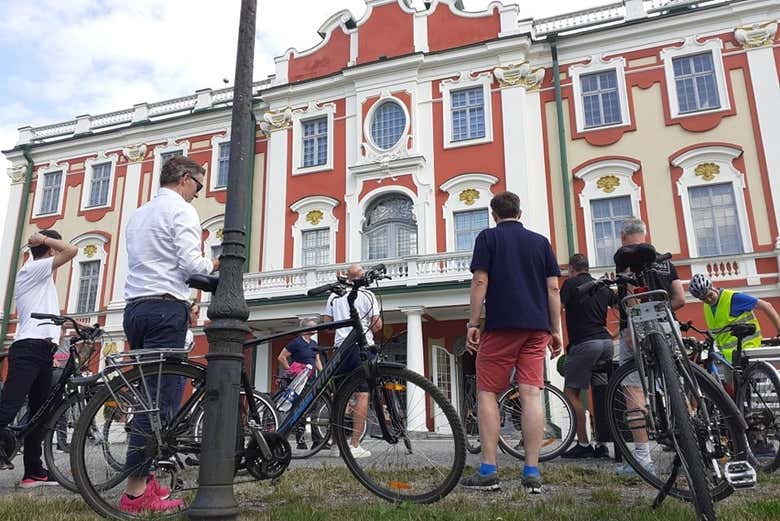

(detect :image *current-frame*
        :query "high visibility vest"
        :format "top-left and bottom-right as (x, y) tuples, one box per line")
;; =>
(703, 289), (762, 363)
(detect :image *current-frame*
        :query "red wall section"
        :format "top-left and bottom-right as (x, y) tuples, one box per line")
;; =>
(357, 3), (414, 65)
(288, 28), (351, 84)
(426, 4), (500, 53)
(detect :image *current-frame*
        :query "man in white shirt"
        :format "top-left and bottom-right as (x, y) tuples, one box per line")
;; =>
(119, 156), (217, 513)
(0, 230), (77, 487)
(322, 264), (382, 459)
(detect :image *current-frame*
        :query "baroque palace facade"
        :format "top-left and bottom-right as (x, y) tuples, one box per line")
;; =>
(2, 0), (779, 430)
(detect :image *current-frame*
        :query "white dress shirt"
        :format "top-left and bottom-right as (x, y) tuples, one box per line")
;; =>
(15, 257), (60, 342)
(124, 188), (212, 301)
(324, 289), (380, 347)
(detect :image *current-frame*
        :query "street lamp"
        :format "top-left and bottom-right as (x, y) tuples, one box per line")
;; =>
(188, 0), (256, 519)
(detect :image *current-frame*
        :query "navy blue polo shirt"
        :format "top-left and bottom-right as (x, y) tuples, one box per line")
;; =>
(284, 335), (317, 366)
(470, 220), (561, 333)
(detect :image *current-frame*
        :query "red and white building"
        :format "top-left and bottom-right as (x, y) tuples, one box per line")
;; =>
(2, 0), (780, 424)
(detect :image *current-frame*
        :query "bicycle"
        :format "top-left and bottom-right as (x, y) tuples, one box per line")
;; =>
(69, 264), (466, 520)
(682, 321), (780, 472)
(0, 313), (103, 492)
(583, 243), (753, 520)
(458, 373), (576, 461)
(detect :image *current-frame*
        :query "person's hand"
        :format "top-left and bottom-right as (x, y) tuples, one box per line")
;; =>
(548, 332), (563, 358)
(211, 258), (220, 272)
(28, 232), (46, 247)
(466, 326), (480, 354)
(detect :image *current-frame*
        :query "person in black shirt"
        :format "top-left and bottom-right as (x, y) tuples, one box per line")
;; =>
(560, 254), (616, 459)
(278, 318), (322, 374)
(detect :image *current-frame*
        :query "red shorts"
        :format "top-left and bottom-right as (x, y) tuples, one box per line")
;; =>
(476, 329), (551, 392)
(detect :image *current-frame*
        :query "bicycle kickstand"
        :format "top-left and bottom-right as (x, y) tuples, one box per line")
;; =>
(653, 455), (681, 509)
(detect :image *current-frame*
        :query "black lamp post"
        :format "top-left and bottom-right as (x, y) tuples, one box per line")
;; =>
(187, 0), (256, 518)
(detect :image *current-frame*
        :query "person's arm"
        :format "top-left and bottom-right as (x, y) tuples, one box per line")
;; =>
(755, 299), (780, 336)
(369, 292), (382, 334)
(175, 207), (217, 275)
(466, 270), (488, 353)
(321, 314), (332, 323)
(547, 276), (563, 357)
(669, 279), (686, 311)
(28, 232), (77, 269)
(315, 353), (323, 372)
(277, 347), (291, 371)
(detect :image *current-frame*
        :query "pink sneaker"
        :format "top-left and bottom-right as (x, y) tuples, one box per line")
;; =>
(119, 486), (183, 514)
(147, 474), (171, 499)
(19, 471), (58, 488)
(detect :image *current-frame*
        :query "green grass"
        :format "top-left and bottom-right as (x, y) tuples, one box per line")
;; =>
(0, 466), (778, 521)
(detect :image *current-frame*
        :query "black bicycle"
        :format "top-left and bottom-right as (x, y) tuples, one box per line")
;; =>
(0, 313), (103, 492)
(682, 321), (780, 472)
(70, 264), (466, 520)
(584, 244), (753, 521)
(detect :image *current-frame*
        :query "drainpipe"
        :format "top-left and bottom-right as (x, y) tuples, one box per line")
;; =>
(550, 35), (576, 258)
(0, 145), (34, 350)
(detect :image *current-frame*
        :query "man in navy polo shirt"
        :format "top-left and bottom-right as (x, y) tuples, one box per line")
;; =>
(461, 191), (562, 494)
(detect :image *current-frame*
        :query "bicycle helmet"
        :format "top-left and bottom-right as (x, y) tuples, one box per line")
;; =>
(689, 273), (712, 299)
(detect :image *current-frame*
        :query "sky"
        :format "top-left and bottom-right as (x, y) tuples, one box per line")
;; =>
(0, 0), (614, 246)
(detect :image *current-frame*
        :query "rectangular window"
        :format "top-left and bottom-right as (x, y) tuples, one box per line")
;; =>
(40, 170), (62, 215)
(689, 183), (742, 256)
(581, 70), (622, 128)
(76, 260), (100, 314)
(216, 143), (230, 188)
(454, 209), (489, 251)
(591, 196), (633, 267)
(302, 117), (328, 168)
(88, 163), (111, 207)
(451, 87), (485, 142)
(301, 228), (329, 267)
(672, 53), (721, 114)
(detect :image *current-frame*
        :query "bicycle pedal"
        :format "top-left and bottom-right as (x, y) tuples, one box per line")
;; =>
(723, 461), (756, 489)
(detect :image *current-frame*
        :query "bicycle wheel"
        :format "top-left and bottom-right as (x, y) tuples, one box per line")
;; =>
(497, 383), (575, 462)
(737, 360), (780, 472)
(461, 379), (481, 454)
(331, 364), (466, 504)
(43, 394), (85, 492)
(653, 333), (715, 520)
(607, 344), (747, 504)
(71, 363), (208, 520)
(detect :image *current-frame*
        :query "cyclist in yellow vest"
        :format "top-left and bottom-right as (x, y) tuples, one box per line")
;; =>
(688, 274), (780, 362)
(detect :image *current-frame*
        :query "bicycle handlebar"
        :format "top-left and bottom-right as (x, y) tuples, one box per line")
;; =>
(30, 313), (103, 341)
(306, 264), (390, 297)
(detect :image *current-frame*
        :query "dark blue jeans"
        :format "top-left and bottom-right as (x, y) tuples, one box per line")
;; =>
(123, 299), (188, 477)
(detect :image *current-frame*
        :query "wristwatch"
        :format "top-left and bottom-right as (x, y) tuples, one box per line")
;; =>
(466, 323), (480, 329)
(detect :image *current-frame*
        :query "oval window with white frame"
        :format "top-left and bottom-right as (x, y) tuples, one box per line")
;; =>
(370, 100), (407, 150)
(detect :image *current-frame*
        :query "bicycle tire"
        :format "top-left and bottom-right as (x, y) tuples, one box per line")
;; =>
(736, 360), (780, 472)
(653, 333), (716, 520)
(497, 383), (575, 462)
(43, 394), (84, 492)
(607, 357), (747, 503)
(331, 364), (466, 504)
(71, 363), (208, 520)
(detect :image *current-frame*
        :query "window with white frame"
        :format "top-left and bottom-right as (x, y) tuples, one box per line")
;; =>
(451, 87), (485, 142)
(590, 196), (633, 267)
(661, 37), (730, 119)
(454, 209), (489, 251)
(671, 145), (752, 258)
(87, 162), (112, 207)
(672, 53), (721, 114)
(301, 228), (330, 267)
(440, 72), (494, 148)
(688, 183), (743, 256)
(370, 101), (407, 150)
(216, 142), (230, 188)
(302, 117), (328, 168)
(363, 194), (417, 260)
(569, 56), (631, 133)
(581, 70), (622, 128)
(76, 260), (100, 314)
(40, 170), (62, 215)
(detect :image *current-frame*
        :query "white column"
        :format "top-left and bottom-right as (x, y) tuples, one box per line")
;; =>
(500, 85), (550, 237)
(744, 45), (780, 247)
(345, 95), (360, 262)
(262, 128), (289, 271)
(401, 306), (427, 432)
(253, 341), (270, 393)
(0, 168), (25, 323)
(106, 160), (143, 328)
(416, 80), (436, 254)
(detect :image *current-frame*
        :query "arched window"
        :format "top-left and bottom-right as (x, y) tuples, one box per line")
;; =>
(363, 194), (417, 260)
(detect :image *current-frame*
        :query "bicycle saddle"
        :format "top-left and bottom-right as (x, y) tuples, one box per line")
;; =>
(729, 323), (756, 340)
(187, 274), (219, 293)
